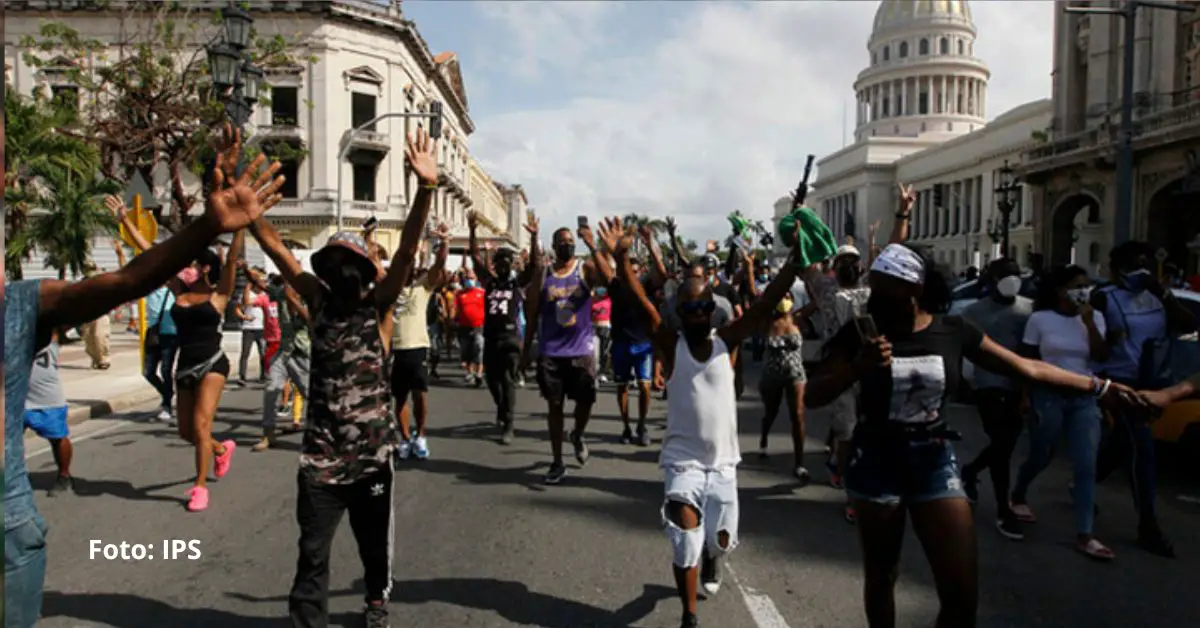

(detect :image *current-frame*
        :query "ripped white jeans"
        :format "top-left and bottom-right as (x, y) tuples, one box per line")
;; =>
(662, 464), (740, 568)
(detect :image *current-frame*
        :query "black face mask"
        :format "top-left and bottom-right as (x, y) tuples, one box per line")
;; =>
(866, 292), (915, 337)
(681, 319), (711, 345)
(321, 264), (365, 302)
(836, 264), (862, 286)
(554, 243), (575, 261)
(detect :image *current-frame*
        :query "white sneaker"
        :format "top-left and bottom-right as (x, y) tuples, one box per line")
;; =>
(464, 373), (474, 383)
(598, 375), (609, 384)
(517, 376), (526, 388)
(397, 440), (412, 460)
(156, 407), (172, 422)
(413, 435), (430, 460)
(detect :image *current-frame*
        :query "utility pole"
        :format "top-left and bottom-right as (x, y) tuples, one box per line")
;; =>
(1063, 1), (1195, 246)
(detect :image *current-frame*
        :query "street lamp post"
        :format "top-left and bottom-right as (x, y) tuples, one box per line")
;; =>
(1062, 1), (1195, 246)
(205, 3), (263, 131)
(334, 102), (444, 230)
(994, 160), (1021, 259)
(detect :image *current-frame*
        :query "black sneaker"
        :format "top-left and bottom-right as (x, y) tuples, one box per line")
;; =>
(47, 475), (73, 497)
(363, 604), (390, 628)
(962, 468), (979, 505)
(620, 427), (633, 444)
(680, 610), (699, 628)
(996, 515), (1024, 541)
(569, 431), (589, 466)
(545, 462), (567, 485)
(501, 423), (515, 445)
(1138, 524), (1176, 558)
(699, 553), (722, 598)
(636, 427), (651, 447)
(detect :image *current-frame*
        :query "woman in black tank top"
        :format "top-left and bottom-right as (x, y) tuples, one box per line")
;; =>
(169, 230), (245, 512)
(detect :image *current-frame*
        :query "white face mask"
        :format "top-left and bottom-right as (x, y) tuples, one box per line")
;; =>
(995, 275), (1021, 298)
(1067, 286), (1092, 305)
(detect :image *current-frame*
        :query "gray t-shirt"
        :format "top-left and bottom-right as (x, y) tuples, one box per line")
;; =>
(961, 296), (1033, 391)
(25, 342), (67, 410)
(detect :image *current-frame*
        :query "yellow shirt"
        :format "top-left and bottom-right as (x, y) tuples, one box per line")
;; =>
(393, 284), (432, 350)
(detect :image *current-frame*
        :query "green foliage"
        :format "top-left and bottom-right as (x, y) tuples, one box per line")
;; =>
(21, 167), (122, 279)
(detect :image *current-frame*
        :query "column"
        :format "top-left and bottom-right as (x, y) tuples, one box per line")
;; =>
(940, 75), (947, 113)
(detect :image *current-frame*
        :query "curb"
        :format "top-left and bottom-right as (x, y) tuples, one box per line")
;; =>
(66, 388), (164, 426)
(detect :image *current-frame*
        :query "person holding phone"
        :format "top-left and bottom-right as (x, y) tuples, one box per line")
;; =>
(520, 215), (615, 484)
(805, 184), (1146, 628)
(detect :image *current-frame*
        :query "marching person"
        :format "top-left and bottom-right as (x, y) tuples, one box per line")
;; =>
(254, 275), (313, 452)
(252, 127), (438, 628)
(23, 330), (76, 497)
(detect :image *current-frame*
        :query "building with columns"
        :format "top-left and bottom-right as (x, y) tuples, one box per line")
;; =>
(1020, 0), (1200, 274)
(5, 0), (527, 278)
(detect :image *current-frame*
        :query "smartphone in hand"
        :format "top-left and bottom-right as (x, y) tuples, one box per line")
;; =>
(577, 216), (589, 230)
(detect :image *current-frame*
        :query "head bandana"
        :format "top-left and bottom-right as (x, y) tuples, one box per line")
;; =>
(870, 243), (925, 285)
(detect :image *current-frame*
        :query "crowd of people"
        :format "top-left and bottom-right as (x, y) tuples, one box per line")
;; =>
(6, 120), (1199, 628)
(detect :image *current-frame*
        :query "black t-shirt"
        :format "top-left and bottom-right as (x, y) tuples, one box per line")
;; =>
(827, 315), (984, 429)
(610, 276), (653, 344)
(712, 281), (739, 313)
(483, 275), (522, 342)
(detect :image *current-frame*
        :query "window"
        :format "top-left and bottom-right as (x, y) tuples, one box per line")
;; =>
(899, 42), (909, 58)
(872, 52), (877, 65)
(883, 46), (890, 61)
(940, 37), (949, 54)
(351, 92), (377, 130)
(352, 163), (376, 201)
(918, 92), (929, 115)
(882, 97), (891, 117)
(920, 39), (929, 55)
(50, 85), (78, 112)
(271, 86), (299, 126)
(1086, 202), (1101, 223)
(958, 40), (965, 55)
(279, 160), (300, 199)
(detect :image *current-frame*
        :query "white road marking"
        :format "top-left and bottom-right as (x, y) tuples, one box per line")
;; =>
(726, 562), (792, 628)
(25, 419), (136, 460)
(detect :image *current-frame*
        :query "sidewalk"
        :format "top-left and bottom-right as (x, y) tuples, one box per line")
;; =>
(56, 330), (259, 425)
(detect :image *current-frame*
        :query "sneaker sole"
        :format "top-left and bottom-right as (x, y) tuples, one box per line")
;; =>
(995, 522), (1025, 541)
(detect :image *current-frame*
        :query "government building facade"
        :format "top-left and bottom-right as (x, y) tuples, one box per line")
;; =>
(5, 0), (527, 277)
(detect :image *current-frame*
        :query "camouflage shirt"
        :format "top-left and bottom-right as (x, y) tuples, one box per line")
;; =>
(299, 290), (395, 484)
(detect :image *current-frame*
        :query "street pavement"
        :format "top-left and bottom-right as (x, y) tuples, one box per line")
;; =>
(25, 363), (1200, 628)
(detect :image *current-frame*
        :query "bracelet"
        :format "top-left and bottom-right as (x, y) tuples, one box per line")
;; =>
(1094, 378), (1111, 397)
(422, 183), (439, 190)
(894, 213), (911, 219)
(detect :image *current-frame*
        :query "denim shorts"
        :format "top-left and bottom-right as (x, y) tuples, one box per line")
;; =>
(662, 465), (740, 551)
(612, 340), (654, 383)
(844, 435), (966, 506)
(24, 406), (70, 440)
(5, 513), (49, 628)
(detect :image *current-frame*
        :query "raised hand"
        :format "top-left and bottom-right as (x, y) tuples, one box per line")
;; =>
(597, 216), (627, 255)
(524, 211), (539, 236)
(578, 220), (596, 250)
(467, 210), (479, 231)
(665, 216), (677, 236)
(104, 195), (127, 220)
(405, 127), (438, 185)
(898, 183), (917, 215)
(638, 224), (654, 245)
(435, 222), (451, 241)
(207, 123), (285, 233)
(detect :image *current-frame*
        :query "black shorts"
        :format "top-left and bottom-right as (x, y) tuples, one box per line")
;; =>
(391, 347), (429, 402)
(536, 354), (597, 406)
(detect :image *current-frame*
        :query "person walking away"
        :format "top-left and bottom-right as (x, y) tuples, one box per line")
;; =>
(469, 211), (540, 444)
(254, 127), (438, 628)
(392, 225), (450, 461)
(592, 286), (613, 382)
(1010, 265), (1112, 558)
(257, 270), (284, 372)
(960, 258), (1032, 540)
(1091, 241), (1195, 557)
(455, 271), (486, 386)
(4, 123), (281, 627)
(254, 277), (313, 451)
(235, 277), (269, 386)
(80, 263), (112, 370)
(24, 330), (75, 497)
(601, 216), (803, 628)
(521, 219), (615, 484)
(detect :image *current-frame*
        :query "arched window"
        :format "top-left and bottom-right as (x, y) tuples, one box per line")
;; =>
(958, 40), (965, 55)
(883, 46), (890, 61)
(1086, 202), (1101, 223)
(899, 41), (909, 58)
(872, 52), (877, 65)
(1089, 242), (1102, 264)
(919, 39), (930, 55)
(940, 37), (949, 54)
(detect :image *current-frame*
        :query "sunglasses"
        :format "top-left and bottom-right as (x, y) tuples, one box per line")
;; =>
(679, 300), (716, 315)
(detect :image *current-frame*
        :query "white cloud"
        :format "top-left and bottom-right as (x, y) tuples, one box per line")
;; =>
(467, 1), (1054, 242)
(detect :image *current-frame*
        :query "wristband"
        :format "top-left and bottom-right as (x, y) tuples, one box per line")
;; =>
(894, 213), (911, 219)
(1095, 378), (1112, 397)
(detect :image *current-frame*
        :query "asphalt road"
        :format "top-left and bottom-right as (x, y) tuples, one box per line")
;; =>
(25, 365), (1200, 628)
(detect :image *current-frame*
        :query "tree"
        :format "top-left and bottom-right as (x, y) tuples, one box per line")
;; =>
(620, 213), (668, 258)
(4, 86), (100, 278)
(19, 1), (297, 230)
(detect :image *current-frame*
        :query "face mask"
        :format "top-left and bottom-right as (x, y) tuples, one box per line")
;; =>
(321, 264), (364, 301)
(836, 264), (862, 286)
(554, 243), (575, 261)
(707, 275), (717, 286)
(595, 288), (607, 297)
(866, 292), (916, 337)
(995, 275), (1021, 299)
(1121, 269), (1152, 293)
(758, 274), (769, 283)
(775, 297), (793, 315)
(464, 279), (478, 289)
(1067, 287), (1092, 305)
(449, 283), (461, 291)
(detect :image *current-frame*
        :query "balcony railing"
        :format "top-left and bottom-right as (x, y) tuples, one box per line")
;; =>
(1023, 96), (1200, 167)
(346, 130), (390, 153)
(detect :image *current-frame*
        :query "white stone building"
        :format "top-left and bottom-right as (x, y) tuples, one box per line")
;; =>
(5, 0), (527, 278)
(1022, 0), (1200, 273)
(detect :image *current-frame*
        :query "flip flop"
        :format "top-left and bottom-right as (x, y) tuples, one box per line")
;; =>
(1077, 538), (1115, 561)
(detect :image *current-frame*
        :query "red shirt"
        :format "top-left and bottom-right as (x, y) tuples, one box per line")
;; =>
(456, 288), (485, 328)
(256, 293), (281, 342)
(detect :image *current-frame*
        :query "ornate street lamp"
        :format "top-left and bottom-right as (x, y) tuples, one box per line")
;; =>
(205, 3), (260, 130)
(222, 4), (253, 51)
(206, 42), (241, 94)
(241, 62), (264, 105)
(994, 160), (1021, 259)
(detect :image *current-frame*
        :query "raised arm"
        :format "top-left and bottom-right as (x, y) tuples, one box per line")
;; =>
(215, 230), (245, 301)
(519, 234), (546, 373)
(890, 183), (916, 244)
(721, 255), (797, 347)
(424, 223), (451, 290)
(467, 212), (495, 284)
(516, 212), (541, 287)
(39, 125), (283, 331)
(639, 225), (668, 291)
(376, 127), (439, 307)
(665, 217), (689, 267)
(105, 195), (155, 253)
(282, 283), (310, 325)
(580, 218), (616, 288)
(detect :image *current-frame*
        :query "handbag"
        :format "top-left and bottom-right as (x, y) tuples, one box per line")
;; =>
(144, 290), (170, 350)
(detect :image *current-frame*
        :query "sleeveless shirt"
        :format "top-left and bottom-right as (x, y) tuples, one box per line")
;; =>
(539, 261), (594, 358)
(660, 331), (741, 470)
(484, 272), (522, 342)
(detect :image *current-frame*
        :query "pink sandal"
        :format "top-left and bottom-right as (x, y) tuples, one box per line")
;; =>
(1077, 537), (1115, 561)
(186, 486), (209, 512)
(214, 440), (237, 478)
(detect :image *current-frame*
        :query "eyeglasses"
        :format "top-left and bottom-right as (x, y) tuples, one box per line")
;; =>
(679, 300), (716, 315)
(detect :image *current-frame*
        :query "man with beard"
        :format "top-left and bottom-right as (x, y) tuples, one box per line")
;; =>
(522, 219), (615, 484)
(468, 210), (541, 443)
(251, 128), (438, 628)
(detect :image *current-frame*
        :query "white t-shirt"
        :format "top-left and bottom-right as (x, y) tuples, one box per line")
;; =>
(1022, 310), (1107, 376)
(243, 296), (265, 331)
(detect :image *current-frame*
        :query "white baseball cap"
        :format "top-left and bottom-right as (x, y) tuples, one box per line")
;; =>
(835, 244), (861, 259)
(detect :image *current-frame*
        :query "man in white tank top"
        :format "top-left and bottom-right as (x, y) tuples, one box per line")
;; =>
(596, 217), (803, 628)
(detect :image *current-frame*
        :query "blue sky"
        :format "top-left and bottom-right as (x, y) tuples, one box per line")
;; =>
(400, 1), (1055, 241)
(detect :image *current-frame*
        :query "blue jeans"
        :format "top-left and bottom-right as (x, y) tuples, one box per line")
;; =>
(143, 335), (179, 408)
(5, 514), (48, 628)
(1013, 388), (1102, 535)
(1096, 401), (1159, 524)
(845, 435), (966, 506)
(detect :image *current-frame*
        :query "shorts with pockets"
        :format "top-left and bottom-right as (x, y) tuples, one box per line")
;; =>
(391, 347), (429, 402)
(612, 340), (654, 384)
(537, 354), (597, 405)
(662, 465), (740, 557)
(845, 434), (966, 506)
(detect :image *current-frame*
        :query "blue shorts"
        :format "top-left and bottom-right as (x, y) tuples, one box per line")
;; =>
(612, 340), (654, 383)
(23, 407), (69, 440)
(844, 436), (966, 506)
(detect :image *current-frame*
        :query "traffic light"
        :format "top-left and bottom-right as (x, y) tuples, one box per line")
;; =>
(933, 184), (944, 208)
(429, 100), (444, 139)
